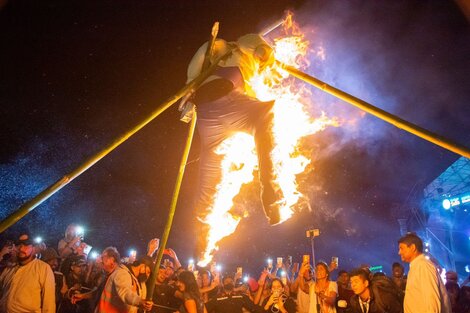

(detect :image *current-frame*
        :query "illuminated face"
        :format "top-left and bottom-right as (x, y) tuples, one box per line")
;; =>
(157, 268), (167, 283)
(201, 273), (211, 287)
(71, 264), (85, 275)
(398, 243), (416, 263)
(393, 266), (404, 278)
(350, 276), (369, 296)
(338, 272), (350, 285)
(176, 280), (186, 292)
(271, 280), (283, 294)
(47, 258), (59, 271)
(17, 243), (34, 262)
(303, 267), (313, 280)
(315, 264), (328, 280)
(101, 253), (116, 273)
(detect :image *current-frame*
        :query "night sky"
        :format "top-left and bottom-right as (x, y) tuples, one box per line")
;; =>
(1, 0), (469, 276)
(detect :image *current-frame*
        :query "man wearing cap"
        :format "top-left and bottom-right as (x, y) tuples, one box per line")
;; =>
(187, 33), (284, 241)
(0, 233), (56, 312)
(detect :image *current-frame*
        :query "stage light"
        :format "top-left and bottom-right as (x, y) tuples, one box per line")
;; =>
(442, 199), (451, 210)
(425, 242), (430, 247)
(465, 265), (470, 273)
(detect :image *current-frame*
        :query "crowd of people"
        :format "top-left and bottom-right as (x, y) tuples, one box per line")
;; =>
(0, 225), (469, 313)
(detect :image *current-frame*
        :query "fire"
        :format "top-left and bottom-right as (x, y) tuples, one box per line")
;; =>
(197, 13), (338, 266)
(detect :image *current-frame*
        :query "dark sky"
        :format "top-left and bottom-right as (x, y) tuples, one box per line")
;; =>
(1, 0), (469, 275)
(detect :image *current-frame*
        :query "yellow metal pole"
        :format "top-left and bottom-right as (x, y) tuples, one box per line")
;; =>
(280, 63), (470, 159)
(146, 109), (197, 300)
(0, 50), (231, 234)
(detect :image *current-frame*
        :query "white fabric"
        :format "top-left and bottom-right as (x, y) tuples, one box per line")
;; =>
(404, 254), (452, 313)
(0, 258), (56, 313)
(308, 281), (337, 313)
(296, 283), (311, 313)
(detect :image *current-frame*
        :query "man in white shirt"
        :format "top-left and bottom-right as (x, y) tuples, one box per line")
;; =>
(398, 232), (452, 313)
(0, 233), (56, 313)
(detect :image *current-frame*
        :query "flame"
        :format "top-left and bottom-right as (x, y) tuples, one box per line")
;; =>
(197, 13), (338, 266)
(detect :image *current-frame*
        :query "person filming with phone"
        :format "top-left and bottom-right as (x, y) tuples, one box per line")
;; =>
(261, 278), (295, 313)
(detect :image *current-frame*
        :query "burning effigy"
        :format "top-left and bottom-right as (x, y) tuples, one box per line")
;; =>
(187, 12), (338, 266)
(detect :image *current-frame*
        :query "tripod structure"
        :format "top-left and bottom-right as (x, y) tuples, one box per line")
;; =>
(1, 21), (469, 297)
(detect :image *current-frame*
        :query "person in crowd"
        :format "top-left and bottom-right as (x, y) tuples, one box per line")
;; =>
(398, 232), (452, 313)
(290, 262), (314, 313)
(0, 233), (56, 312)
(58, 224), (84, 258)
(456, 286), (470, 313)
(299, 261), (338, 313)
(94, 246), (153, 313)
(41, 247), (67, 307)
(349, 267), (403, 313)
(206, 275), (261, 313)
(261, 277), (295, 313)
(150, 264), (182, 313)
(128, 255), (153, 301)
(446, 271), (459, 285)
(445, 281), (460, 313)
(198, 270), (219, 303)
(59, 256), (91, 313)
(336, 270), (354, 313)
(390, 262), (407, 291)
(0, 239), (15, 275)
(175, 270), (207, 313)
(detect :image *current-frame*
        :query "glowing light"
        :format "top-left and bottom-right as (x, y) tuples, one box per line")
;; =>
(442, 199), (451, 210)
(425, 242), (430, 247)
(197, 12), (337, 266)
(216, 264), (222, 272)
(34, 236), (42, 244)
(243, 276), (249, 282)
(425, 255), (430, 260)
(129, 249), (137, 257)
(75, 225), (84, 235)
(465, 265), (470, 273)
(90, 251), (99, 259)
(189, 258), (194, 264)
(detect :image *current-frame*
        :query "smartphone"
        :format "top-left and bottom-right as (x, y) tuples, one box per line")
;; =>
(277, 257), (283, 268)
(302, 254), (310, 264)
(237, 267), (243, 275)
(267, 258), (273, 269)
(84, 244), (92, 255)
(332, 256), (339, 267)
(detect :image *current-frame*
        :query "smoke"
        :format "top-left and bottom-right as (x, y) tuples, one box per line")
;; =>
(287, 1), (469, 158)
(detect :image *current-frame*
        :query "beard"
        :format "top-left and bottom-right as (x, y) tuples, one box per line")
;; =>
(17, 251), (33, 264)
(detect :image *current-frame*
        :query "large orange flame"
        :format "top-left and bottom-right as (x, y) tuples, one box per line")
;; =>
(197, 13), (338, 266)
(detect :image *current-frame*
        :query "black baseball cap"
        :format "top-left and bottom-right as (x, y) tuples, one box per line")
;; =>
(16, 234), (34, 246)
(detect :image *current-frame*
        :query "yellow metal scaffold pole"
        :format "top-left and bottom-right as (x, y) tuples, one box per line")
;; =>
(0, 49), (231, 234)
(280, 63), (470, 159)
(146, 109), (197, 299)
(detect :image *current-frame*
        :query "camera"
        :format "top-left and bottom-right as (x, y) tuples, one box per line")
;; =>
(306, 229), (320, 238)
